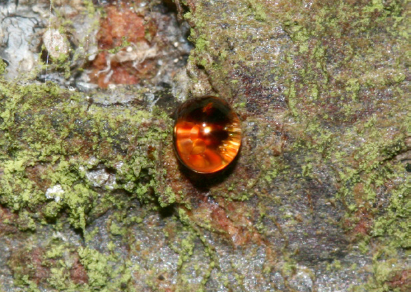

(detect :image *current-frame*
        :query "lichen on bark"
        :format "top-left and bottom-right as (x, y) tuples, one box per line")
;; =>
(0, 0), (410, 291)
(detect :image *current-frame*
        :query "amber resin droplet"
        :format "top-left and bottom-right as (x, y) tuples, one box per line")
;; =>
(173, 96), (241, 174)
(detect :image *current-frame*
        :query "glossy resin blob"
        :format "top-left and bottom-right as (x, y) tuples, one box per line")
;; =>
(173, 96), (242, 174)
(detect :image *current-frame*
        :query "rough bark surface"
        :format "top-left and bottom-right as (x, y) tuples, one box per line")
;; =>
(0, 0), (409, 291)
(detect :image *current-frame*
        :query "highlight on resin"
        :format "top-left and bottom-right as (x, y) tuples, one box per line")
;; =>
(173, 96), (241, 174)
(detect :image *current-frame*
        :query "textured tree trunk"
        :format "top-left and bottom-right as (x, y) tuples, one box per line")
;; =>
(0, 0), (409, 291)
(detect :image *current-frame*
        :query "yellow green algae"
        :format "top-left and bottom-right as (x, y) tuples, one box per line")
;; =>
(0, 79), (169, 216)
(0, 67), (175, 290)
(183, 0), (409, 290)
(1, 0), (410, 291)
(0, 60), (214, 290)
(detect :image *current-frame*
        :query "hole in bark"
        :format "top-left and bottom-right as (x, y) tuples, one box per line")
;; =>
(158, 204), (175, 218)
